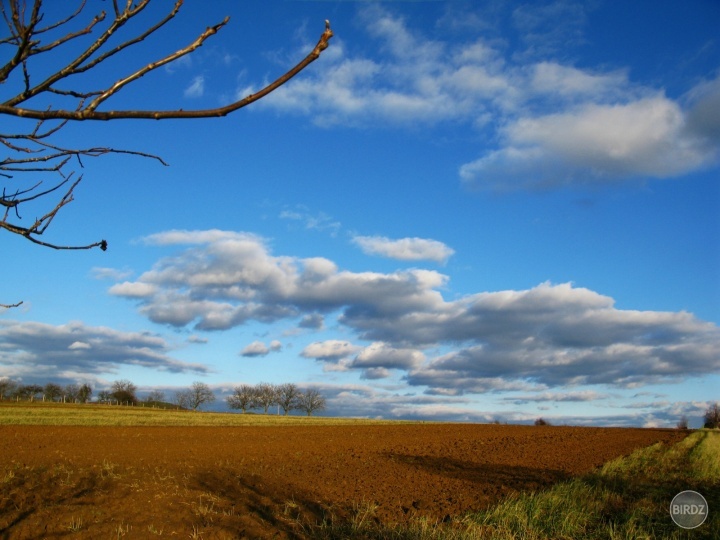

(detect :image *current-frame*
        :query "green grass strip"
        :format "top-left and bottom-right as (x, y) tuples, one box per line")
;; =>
(469, 430), (719, 539)
(307, 431), (719, 539)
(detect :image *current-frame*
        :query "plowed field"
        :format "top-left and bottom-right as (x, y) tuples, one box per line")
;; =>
(0, 424), (685, 538)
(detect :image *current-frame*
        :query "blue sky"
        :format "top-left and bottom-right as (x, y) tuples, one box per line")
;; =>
(2, 0), (719, 427)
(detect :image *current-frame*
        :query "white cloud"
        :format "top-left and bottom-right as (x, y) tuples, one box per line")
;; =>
(0, 320), (207, 382)
(301, 340), (362, 361)
(460, 96), (717, 189)
(112, 230), (447, 330)
(108, 281), (157, 298)
(91, 267), (133, 281)
(353, 235), (455, 263)
(279, 207), (342, 236)
(247, 6), (719, 188)
(256, 7), (502, 126)
(405, 308), (720, 392)
(350, 342), (425, 379)
(184, 75), (205, 98)
(111, 231), (720, 392)
(143, 229), (257, 246)
(529, 62), (628, 100)
(240, 340), (282, 357)
(304, 341), (427, 379)
(352, 342), (424, 370)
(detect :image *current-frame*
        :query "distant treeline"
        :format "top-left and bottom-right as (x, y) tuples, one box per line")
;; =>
(226, 382), (326, 416)
(0, 380), (92, 403)
(0, 378), (327, 416)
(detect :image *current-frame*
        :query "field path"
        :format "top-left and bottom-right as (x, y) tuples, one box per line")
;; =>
(0, 424), (685, 538)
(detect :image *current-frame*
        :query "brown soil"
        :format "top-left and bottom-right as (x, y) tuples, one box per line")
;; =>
(0, 424), (685, 539)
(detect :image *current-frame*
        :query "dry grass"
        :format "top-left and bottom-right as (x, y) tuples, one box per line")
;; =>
(0, 401), (416, 427)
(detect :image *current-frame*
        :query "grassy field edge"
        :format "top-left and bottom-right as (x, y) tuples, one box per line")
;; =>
(307, 430), (719, 539)
(0, 401), (414, 426)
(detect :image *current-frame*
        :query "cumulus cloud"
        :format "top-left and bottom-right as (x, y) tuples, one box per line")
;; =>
(301, 340), (362, 361)
(400, 283), (719, 392)
(351, 342), (424, 371)
(246, 5), (719, 188)
(240, 341), (268, 357)
(109, 281), (157, 298)
(111, 230), (446, 331)
(112, 231), (720, 392)
(303, 341), (426, 380)
(298, 313), (324, 330)
(302, 341), (425, 379)
(0, 320), (208, 383)
(353, 235), (455, 263)
(460, 95), (718, 189)
(240, 340), (282, 357)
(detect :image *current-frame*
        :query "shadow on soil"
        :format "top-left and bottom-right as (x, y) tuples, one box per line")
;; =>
(0, 467), (107, 539)
(387, 453), (569, 492)
(191, 468), (329, 539)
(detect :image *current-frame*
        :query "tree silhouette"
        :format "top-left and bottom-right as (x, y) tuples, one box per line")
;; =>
(177, 381), (215, 411)
(297, 388), (326, 417)
(704, 402), (720, 429)
(110, 379), (137, 404)
(227, 384), (257, 414)
(276, 383), (301, 415)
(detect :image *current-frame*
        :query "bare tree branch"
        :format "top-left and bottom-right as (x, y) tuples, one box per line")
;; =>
(0, 2), (333, 119)
(1, 1), (332, 307)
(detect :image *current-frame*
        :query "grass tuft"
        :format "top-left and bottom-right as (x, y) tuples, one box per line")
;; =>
(147, 523), (164, 535)
(67, 516), (84, 533)
(114, 522), (131, 538)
